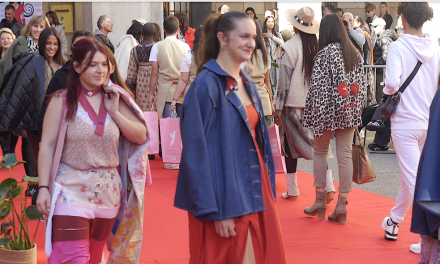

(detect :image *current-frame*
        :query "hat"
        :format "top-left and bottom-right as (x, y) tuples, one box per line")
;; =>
(132, 18), (147, 26)
(370, 18), (386, 27)
(285, 7), (320, 35)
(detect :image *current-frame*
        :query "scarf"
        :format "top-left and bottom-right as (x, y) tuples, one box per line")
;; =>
(26, 36), (39, 53)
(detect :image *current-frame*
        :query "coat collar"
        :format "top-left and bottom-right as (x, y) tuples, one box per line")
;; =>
(204, 59), (263, 137)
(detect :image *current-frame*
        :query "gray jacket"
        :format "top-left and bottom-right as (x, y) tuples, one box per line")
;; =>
(348, 27), (366, 51)
(0, 19), (24, 37)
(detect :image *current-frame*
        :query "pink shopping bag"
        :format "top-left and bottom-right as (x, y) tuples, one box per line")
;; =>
(268, 125), (286, 173)
(159, 117), (182, 164)
(144, 111), (160, 154)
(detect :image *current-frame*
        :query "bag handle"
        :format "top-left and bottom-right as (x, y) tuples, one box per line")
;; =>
(354, 128), (362, 146)
(398, 61), (422, 94)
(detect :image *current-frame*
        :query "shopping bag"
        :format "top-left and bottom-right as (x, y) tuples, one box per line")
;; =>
(268, 125), (286, 173)
(352, 129), (376, 184)
(159, 113), (182, 164)
(144, 111), (159, 154)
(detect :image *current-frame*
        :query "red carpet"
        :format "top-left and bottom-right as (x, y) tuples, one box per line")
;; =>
(1, 138), (419, 264)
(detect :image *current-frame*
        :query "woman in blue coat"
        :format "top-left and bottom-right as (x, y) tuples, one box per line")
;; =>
(174, 12), (287, 264)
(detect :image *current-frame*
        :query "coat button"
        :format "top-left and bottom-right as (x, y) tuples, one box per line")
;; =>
(254, 195), (261, 198)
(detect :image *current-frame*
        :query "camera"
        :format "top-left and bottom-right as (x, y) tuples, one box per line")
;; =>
(343, 20), (349, 27)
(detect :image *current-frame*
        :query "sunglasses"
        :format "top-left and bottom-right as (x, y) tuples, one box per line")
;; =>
(365, 11), (372, 13)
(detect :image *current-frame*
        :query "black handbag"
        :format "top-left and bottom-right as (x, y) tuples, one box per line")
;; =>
(381, 61), (422, 118)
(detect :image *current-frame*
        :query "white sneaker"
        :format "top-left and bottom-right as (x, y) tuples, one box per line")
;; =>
(410, 242), (421, 254)
(382, 216), (399, 241)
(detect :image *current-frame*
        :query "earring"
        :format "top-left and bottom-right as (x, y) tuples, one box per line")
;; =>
(221, 45), (226, 51)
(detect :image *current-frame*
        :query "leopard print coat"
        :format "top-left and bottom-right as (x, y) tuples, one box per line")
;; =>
(304, 43), (366, 137)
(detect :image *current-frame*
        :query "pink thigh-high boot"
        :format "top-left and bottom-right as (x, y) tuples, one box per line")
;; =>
(49, 215), (116, 264)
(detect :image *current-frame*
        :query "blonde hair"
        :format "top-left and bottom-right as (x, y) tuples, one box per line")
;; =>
(0, 28), (15, 41)
(21, 14), (50, 38)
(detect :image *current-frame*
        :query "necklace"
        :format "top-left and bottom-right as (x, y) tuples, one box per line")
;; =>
(78, 87), (107, 136)
(82, 85), (101, 97)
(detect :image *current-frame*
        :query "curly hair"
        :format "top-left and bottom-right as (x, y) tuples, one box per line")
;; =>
(397, 2), (433, 30)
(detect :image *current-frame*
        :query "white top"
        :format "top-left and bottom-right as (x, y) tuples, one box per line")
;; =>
(150, 36), (191, 62)
(383, 33), (440, 131)
(114, 34), (138, 82)
(180, 51), (192, 72)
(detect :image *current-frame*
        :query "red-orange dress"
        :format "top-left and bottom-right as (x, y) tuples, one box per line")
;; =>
(188, 104), (287, 264)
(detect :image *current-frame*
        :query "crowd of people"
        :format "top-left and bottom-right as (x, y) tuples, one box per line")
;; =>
(0, 2), (439, 263)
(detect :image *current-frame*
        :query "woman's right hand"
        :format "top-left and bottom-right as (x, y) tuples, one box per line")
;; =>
(274, 110), (282, 126)
(36, 188), (51, 216)
(170, 100), (177, 112)
(214, 218), (236, 238)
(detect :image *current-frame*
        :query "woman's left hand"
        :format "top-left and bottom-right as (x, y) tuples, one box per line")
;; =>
(263, 32), (273, 39)
(274, 110), (282, 126)
(104, 90), (120, 116)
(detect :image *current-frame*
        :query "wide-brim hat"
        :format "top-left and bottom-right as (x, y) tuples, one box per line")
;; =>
(132, 18), (147, 26)
(285, 7), (320, 35)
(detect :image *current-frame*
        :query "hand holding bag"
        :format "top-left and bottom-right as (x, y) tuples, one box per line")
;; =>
(144, 106), (159, 154)
(381, 61), (422, 118)
(352, 129), (376, 184)
(268, 124), (286, 173)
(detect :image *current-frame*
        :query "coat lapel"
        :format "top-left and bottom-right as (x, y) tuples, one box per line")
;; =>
(226, 91), (252, 135)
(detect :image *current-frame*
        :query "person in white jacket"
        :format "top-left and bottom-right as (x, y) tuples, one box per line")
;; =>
(46, 11), (68, 61)
(380, 2), (440, 254)
(114, 21), (143, 82)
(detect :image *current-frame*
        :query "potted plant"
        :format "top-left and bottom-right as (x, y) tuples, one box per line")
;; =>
(0, 153), (43, 264)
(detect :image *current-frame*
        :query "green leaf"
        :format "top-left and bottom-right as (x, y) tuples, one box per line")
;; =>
(23, 176), (39, 185)
(10, 185), (23, 199)
(25, 206), (43, 220)
(0, 153), (26, 170)
(0, 208), (10, 220)
(0, 178), (19, 200)
(271, 62), (279, 68)
(0, 237), (10, 245)
(1, 222), (11, 232)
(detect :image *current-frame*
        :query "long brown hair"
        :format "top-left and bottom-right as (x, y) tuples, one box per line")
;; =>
(250, 20), (268, 67)
(318, 14), (359, 73)
(103, 46), (133, 97)
(65, 39), (110, 120)
(295, 28), (318, 80)
(192, 26), (203, 66)
(197, 12), (251, 74)
(38, 27), (66, 66)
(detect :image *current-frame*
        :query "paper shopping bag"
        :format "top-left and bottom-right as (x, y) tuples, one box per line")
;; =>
(159, 117), (182, 164)
(268, 125), (286, 173)
(144, 111), (159, 154)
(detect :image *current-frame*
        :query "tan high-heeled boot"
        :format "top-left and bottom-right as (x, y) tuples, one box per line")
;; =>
(304, 191), (326, 219)
(328, 195), (348, 225)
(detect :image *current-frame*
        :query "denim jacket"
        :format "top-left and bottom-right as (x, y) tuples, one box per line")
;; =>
(174, 59), (276, 221)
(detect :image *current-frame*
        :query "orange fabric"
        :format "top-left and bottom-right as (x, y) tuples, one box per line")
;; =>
(185, 28), (195, 49)
(187, 104), (287, 264)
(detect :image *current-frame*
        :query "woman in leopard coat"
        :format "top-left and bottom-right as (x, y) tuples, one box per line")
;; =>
(303, 13), (366, 225)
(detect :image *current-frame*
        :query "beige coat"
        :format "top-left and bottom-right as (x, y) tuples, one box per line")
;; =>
(246, 49), (272, 116)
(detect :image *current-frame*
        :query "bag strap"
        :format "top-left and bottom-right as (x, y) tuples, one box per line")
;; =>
(48, 97), (68, 193)
(399, 61), (422, 94)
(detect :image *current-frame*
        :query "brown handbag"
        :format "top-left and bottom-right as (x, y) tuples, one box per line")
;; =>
(380, 61), (422, 118)
(352, 129), (376, 184)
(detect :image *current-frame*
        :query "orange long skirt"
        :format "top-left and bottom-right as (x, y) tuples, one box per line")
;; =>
(187, 105), (287, 264)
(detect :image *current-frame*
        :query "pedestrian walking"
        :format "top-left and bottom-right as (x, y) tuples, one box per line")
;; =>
(46, 11), (68, 61)
(127, 23), (157, 112)
(245, 20), (272, 118)
(0, 5), (24, 37)
(174, 12), (287, 264)
(170, 26), (202, 112)
(174, 13), (195, 49)
(0, 13), (50, 82)
(274, 7), (336, 203)
(114, 21), (143, 82)
(303, 13), (366, 225)
(36, 38), (147, 263)
(262, 15), (283, 97)
(379, 2), (440, 253)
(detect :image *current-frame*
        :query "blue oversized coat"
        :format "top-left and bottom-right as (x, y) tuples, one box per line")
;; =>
(174, 59), (276, 221)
